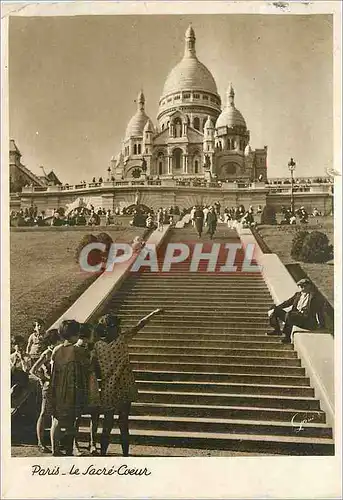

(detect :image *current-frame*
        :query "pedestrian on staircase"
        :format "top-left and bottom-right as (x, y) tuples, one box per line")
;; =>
(156, 208), (164, 232)
(92, 308), (164, 457)
(190, 206), (196, 227)
(50, 320), (88, 456)
(193, 206), (204, 238)
(206, 207), (217, 239)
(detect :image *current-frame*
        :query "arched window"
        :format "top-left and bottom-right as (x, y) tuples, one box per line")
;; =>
(173, 148), (182, 170)
(162, 123), (165, 131)
(174, 118), (182, 138)
(194, 160), (199, 174)
(138, 144), (141, 155)
(159, 162), (163, 175)
(193, 117), (200, 131)
(134, 144), (137, 155)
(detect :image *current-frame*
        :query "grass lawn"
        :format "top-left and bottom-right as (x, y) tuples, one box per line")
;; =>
(257, 216), (334, 305)
(10, 226), (146, 341)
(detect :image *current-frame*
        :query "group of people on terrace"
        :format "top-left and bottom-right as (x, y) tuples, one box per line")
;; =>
(11, 310), (164, 457)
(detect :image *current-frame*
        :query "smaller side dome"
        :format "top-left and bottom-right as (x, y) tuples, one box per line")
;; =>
(125, 90), (151, 139)
(204, 115), (214, 129)
(216, 84), (247, 129)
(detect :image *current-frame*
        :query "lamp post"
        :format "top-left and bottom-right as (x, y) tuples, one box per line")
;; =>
(288, 157), (296, 214)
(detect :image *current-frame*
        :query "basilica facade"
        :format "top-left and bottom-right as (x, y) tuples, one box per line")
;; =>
(110, 25), (268, 183)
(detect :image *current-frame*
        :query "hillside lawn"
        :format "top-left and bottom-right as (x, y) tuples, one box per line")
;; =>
(10, 226), (146, 340)
(257, 216), (334, 305)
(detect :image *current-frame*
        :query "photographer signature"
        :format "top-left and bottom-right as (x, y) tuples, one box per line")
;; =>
(291, 412), (321, 433)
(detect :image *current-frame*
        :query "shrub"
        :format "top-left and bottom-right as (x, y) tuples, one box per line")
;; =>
(291, 230), (310, 260)
(300, 231), (333, 263)
(260, 205), (277, 225)
(75, 234), (102, 267)
(97, 232), (113, 257)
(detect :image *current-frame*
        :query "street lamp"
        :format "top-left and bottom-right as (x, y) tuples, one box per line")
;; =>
(288, 157), (296, 214)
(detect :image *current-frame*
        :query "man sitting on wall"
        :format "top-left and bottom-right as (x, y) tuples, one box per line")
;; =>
(267, 278), (325, 343)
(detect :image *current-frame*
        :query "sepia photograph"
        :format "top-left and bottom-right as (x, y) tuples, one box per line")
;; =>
(1, 1), (341, 498)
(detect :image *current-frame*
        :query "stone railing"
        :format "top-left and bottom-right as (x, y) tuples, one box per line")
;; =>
(19, 179), (333, 194)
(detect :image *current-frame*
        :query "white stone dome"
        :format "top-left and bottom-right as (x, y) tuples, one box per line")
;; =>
(204, 115), (214, 129)
(216, 84), (247, 129)
(125, 91), (151, 138)
(162, 58), (218, 96)
(161, 25), (218, 97)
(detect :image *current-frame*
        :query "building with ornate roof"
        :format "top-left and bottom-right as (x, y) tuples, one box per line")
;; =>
(111, 25), (268, 183)
(9, 139), (62, 193)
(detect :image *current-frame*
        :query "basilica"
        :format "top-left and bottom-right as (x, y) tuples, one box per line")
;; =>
(110, 25), (268, 183)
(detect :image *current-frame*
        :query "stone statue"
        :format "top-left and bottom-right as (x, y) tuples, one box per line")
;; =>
(204, 155), (211, 169)
(135, 190), (141, 206)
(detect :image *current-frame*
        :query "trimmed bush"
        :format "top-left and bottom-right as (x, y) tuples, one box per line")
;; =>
(260, 205), (277, 225)
(97, 232), (113, 259)
(300, 231), (333, 263)
(291, 230), (310, 260)
(75, 234), (102, 267)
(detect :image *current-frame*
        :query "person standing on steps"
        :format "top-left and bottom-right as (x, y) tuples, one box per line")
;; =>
(193, 205), (204, 238)
(206, 206), (218, 240)
(190, 206), (196, 227)
(266, 278), (325, 344)
(92, 308), (164, 457)
(30, 329), (61, 454)
(50, 320), (88, 456)
(156, 208), (164, 232)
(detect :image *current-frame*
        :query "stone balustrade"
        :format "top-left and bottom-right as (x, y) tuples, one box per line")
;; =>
(20, 179), (333, 195)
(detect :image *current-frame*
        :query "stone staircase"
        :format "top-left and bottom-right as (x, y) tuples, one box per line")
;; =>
(82, 225), (334, 455)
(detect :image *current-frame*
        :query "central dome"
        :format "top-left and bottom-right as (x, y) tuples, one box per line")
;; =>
(162, 57), (218, 96)
(161, 25), (218, 97)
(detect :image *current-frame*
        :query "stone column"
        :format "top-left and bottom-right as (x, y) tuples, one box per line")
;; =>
(182, 155), (188, 174)
(168, 156), (172, 175)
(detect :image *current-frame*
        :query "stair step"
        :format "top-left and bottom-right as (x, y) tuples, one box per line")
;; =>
(131, 401), (325, 423)
(136, 380), (314, 397)
(134, 332), (281, 341)
(128, 325), (271, 333)
(119, 319), (270, 328)
(138, 390), (320, 410)
(130, 345), (297, 357)
(131, 337), (293, 349)
(130, 361), (306, 376)
(133, 370), (311, 386)
(120, 284), (269, 291)
(130, 353), (300, 366)
(75, 427), (333, 455)
(111, 293), (271, 304)
(127, 275), (265, 281)
(78, 415), (332, 439)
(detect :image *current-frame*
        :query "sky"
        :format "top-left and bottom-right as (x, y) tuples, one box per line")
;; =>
(9, 13), (333, 184)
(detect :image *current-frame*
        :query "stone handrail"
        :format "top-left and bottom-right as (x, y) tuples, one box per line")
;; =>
(19, 180), (333, 194)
